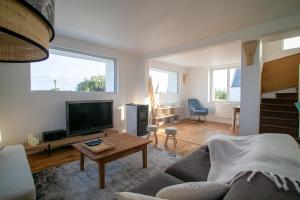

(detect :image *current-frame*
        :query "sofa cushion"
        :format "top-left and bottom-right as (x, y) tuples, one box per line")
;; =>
(156, 182), (229, 200)
(115, 192), (167, 200)
(165, 146), (210, 182)
(223, 172), (300, 200)
(0, 145), (36, 200)
(129, 173), (184, 196)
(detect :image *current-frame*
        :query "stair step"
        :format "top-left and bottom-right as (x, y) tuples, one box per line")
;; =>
(260, 103), (297, 112)
(276, 93), (298, 99)
(260, 110), (298, 119)
(260, 125), (298, 137)
(261, 98), (297, 105)
(260, 117), (298, 128)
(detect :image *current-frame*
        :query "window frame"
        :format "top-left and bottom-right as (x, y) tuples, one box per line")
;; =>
(209, 66), (240, 103)
(30, 46), (118, 93)
(149, 67), (179, 94)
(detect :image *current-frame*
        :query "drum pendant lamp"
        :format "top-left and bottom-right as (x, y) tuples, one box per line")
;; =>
(0, 0), (55, 62)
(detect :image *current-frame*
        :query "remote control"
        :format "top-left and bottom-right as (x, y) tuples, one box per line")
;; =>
(84, 139), (102, 147)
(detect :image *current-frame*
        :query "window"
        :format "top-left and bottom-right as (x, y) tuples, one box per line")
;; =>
(31, 48), (116, 92)
(210, 67), (240, 102)
(283, 36), (300, 50)
(149, 68), (178, 93)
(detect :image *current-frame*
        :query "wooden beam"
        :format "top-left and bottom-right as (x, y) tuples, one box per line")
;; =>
(242, 40), (258, 65)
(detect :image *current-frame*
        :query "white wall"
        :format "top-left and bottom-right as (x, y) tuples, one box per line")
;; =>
(263, 40), (300, 62)
(239, 40), (262, 135)
(185, 67), (233, 124)
(148, 60), (188, 118)
(0, 35), (144, 145)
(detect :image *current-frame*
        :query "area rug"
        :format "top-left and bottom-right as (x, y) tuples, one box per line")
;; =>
(34, 146), (181, 200)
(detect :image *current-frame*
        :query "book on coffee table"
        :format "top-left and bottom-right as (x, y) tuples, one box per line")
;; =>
(83, 141), (115, 153)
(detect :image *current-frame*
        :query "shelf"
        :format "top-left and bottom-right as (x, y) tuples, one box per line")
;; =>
(24, 128), (118, 155)
(155, 114), (179, 120)
(154, 106), (184, 110)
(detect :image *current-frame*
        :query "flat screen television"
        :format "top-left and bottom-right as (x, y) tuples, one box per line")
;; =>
(66, 100), (113, 136)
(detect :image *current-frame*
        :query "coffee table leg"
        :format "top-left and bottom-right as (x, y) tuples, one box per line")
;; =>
(98, 161), (105, 189)
(143, 146), (147, 168)
(80, 152), (84, 171)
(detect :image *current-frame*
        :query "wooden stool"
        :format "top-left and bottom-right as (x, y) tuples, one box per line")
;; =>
(164, 127), (178, 146)
(147, 125), (158, 143)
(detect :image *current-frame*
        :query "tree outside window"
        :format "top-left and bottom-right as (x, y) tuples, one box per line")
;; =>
(31, 49), (116, 92)
(76, 75), (106, 92)
(211, 67), (240, 102)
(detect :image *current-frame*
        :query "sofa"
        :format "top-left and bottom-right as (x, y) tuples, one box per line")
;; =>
(0, 145), (36, 200)
(129, 146), (300, 200)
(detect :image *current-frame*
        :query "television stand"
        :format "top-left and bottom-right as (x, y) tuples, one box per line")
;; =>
(24, 128), (118, 157)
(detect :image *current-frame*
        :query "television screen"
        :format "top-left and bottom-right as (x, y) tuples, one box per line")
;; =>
(66, 100), (113, 136)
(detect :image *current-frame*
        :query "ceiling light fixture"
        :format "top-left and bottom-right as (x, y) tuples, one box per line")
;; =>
(0, 0), (55, 62)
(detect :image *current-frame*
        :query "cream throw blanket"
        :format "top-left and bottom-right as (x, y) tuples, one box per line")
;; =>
(207, 134), (300, 193)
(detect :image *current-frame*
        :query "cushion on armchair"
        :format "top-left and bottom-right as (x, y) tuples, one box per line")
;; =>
(194, 109), (208, 114)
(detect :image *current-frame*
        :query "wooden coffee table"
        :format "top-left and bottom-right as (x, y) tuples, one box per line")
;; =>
(72, 133), (151, 189)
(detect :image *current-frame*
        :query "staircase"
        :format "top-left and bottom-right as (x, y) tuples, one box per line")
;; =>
(260, 93), (298, 138)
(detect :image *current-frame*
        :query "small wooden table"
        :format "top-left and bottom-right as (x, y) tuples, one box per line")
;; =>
(232, 106), (240, 131)
(72, 133), (151, 189)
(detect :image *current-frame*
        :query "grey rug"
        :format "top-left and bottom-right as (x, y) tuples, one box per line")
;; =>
(34, 147), (181, 200)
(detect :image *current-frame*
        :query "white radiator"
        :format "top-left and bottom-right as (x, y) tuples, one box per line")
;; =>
(214, 103), (233, 119)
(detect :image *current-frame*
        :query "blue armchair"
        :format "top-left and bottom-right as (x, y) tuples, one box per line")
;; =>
(188, 99), (208, 121)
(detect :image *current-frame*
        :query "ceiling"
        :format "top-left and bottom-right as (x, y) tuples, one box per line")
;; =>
(55, 0), (300, 55)
(153, 41), (241, 68)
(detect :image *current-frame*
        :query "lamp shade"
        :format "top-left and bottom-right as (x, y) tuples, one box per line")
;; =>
(0, 0), (55, 62)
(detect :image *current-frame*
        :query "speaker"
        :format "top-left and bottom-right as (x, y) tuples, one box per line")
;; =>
(42, 129), (66, 142)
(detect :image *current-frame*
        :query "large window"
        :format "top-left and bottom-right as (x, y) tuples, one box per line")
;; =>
(283, 36), (300, 50)
(31, 48), (116, 92)
(210, 67), (240, 102)
(149, 68), (178, 93)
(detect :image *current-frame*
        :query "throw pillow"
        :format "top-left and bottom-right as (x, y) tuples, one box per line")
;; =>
(156, 182), (229, 200)
(115, 192), (167, 200)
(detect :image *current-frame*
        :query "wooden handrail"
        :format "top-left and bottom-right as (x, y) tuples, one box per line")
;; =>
(261, 53), (300, 93)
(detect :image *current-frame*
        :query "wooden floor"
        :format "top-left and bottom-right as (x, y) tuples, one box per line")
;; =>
(27, 120), (239, 173)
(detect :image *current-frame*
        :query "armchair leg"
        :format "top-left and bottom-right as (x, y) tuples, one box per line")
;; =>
(195, 115), (206, 122)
